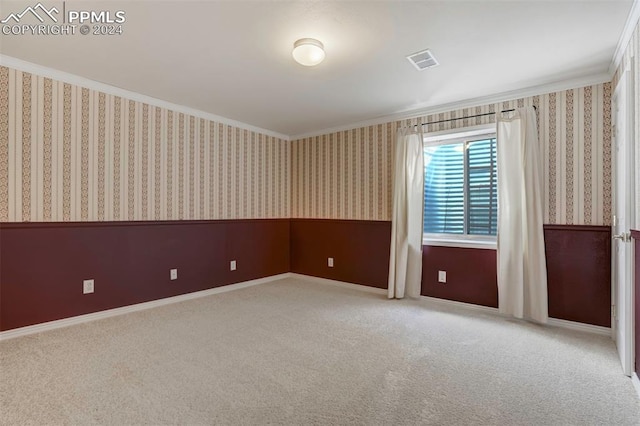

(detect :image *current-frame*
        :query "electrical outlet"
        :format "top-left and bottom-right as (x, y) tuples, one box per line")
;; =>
(83, 279), (94, 294)
(230, 260), (237, 271)
(328, 257), (334, 267)
(170, 269), (178, 280)
(438, 270), (447, 283)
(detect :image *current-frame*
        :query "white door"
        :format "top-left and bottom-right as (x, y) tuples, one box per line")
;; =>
(611, 62), (635, 377)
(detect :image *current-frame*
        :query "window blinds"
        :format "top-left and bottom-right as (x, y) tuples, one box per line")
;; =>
(423, 137), (497, 236)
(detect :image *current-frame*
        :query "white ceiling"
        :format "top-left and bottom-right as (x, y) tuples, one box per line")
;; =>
(0, 0), (634, 137)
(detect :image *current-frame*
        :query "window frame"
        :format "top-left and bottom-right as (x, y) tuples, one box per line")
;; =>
(422, 123), (498, 250)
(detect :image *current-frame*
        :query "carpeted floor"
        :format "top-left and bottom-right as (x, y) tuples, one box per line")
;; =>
(1, 277), (639, 425)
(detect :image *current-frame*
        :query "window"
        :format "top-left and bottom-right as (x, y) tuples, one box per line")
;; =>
(423, 126), (497, 245)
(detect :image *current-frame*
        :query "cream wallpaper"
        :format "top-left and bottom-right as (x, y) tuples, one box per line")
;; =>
(0, 64), (617, 226)
(613, 18), (640, 228)
(291, 84), (613, 226)
(292, 123), (394, 221)
(0, 66), (290, 222)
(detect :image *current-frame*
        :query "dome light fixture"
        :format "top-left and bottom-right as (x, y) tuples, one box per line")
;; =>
(292, 38), (325, 66)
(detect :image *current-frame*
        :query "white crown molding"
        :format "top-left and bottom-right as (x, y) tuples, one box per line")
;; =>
(1, 54), (618, 142)
(0, 55), (290, 141)
(290, 72), (612, 140)
(0, 273), (293, 342)
(609, 0), (640, 76)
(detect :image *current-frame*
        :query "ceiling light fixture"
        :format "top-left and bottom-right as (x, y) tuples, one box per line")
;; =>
(292, 38), (325, 66)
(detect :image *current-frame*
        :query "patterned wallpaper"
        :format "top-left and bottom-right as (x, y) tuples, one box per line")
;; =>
(292, 125), (394, 221)
(0, 66), (290, 222)
(291, 84), (613, 226)
(0, 64), (618, 226)
(613, 18), (640, 228)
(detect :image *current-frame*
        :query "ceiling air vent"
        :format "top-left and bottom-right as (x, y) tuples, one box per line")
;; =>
(406, 49), (439, 71)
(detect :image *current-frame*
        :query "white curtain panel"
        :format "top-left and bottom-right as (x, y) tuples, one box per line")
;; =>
(496, 107), (548, 323)
(388, 127), (424, 299)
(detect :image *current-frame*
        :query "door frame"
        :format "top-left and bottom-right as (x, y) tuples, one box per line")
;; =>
(611, 58), (636, 377)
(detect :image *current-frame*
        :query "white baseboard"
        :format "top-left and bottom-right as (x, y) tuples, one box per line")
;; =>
(633, 373), (640, 401)
(546, 317), (612, 336)
(422, 297), (611, 336)
(292, 273), (612, 336)
(1, 272), (613, 341)
(419, 295), (499, 315)
(290, 273), (387, 296)
(0, 273), (293, 342)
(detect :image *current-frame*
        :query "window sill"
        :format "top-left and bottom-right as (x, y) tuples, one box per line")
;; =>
(422, 237), (497, 250)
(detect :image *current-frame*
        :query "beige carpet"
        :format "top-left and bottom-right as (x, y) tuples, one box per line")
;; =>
(1, 277), (639, 425)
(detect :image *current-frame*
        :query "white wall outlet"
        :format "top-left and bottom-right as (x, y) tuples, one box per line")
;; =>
(83, 279), (94, 294)
(328, 257), (334, 268)
(230, 260), (237, 271)
(170, 269), (178, 280)
(438, 270), (447, 283)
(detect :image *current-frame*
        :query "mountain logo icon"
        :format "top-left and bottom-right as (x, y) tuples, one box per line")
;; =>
(1, 3), (59, 24)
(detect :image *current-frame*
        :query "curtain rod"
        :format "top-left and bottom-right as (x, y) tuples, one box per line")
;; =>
(417, 105), (537, 127)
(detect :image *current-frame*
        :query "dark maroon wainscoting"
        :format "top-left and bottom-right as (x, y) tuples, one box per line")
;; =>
(544, 225), (611, 327)
(421, 246), (498, 307)
(290, 219), (391, 289)
(290, 220), (612, 327)
(632, 229), (640, 377)
(1, 219), (614, 332)
(0, 219), (289, 331)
